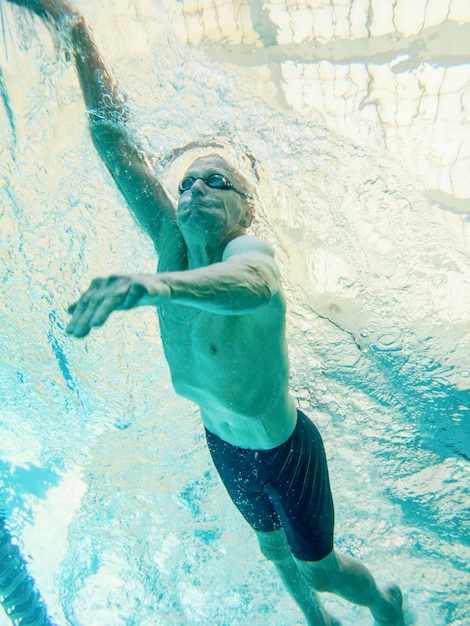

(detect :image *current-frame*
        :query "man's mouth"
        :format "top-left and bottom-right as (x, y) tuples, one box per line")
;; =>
(189, 202), (214, 213)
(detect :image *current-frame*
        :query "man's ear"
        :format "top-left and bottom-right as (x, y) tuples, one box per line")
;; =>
(240, 201), (253, 228)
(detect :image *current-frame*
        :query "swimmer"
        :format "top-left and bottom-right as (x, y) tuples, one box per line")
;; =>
(7, 2), (405, 624)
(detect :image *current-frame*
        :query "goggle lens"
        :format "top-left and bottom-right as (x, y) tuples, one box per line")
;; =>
(178, 174), (239, 194)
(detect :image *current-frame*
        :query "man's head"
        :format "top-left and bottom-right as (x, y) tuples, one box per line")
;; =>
(176, 155), (254, 242)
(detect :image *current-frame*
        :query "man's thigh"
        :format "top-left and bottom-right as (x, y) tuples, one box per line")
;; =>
(255, 527), (292, 561)
(265, 411), (335, 562)
(255, 527), (337, 591)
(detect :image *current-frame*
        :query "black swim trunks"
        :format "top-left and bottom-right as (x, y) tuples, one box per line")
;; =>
(205, 409), (334, 562)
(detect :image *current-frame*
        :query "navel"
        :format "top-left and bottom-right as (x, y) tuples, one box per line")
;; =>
(209, 344), (217, 355)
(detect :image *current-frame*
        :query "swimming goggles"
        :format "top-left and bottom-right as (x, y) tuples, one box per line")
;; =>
(178, 173), (246, 197)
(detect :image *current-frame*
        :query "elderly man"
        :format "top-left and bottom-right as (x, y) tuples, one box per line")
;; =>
(8, 2), (404, 624)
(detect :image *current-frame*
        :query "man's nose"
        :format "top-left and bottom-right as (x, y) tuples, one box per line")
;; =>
(191, 178), (206, 194)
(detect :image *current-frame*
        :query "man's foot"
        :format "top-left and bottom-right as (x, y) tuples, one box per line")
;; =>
(372, 583), (405, 626)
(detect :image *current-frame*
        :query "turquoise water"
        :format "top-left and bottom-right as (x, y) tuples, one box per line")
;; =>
(1, 1), (469, 624)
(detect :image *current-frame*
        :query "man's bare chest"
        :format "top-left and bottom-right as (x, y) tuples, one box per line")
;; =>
(157, 306), (249, 368)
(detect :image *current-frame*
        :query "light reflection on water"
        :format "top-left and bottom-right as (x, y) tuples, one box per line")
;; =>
(0, 1), (469, 625)
(169, 0), (470, 213)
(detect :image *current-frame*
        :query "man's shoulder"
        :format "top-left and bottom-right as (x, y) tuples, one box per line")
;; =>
(222, 235), (275, 261)
(223, 235), (284, 311)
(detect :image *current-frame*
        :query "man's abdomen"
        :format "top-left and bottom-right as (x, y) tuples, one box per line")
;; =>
(159, 304), (295, 448)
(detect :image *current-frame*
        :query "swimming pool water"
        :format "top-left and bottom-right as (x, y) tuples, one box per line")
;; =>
(0, 1), (469, 624)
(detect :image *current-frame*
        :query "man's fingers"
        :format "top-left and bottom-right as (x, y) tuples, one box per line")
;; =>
(66, 298), (90, 332)
(66, 298), (98, 337)
(66, 277), (143, 338)
(6, 0), (49, 20)
(120, 283), (145, 310)
(66, 288), (104, 336)
(89, 295), (123, 327)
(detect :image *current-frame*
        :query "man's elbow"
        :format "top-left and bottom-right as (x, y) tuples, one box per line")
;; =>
(246, 264), (279, 305)
(89, 118), (129, 154)
(260, 282), (274, 306)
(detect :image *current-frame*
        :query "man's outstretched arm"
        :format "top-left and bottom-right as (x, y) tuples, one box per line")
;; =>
(66, 237), (281, 338)
(7, 0), (182, 255)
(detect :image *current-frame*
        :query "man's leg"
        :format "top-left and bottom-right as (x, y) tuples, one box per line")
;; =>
(255, 529), (341, 626)
(293, 550), (404, 626)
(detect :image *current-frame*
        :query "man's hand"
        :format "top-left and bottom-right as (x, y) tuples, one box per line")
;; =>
(66, 274), (171, 338)
(6, 0), (77, 24)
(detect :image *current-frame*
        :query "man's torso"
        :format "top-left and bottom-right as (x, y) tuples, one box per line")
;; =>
(157, 243), (296, 449)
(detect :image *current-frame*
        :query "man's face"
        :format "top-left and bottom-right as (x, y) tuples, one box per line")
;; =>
(176, 156), (250, 239)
